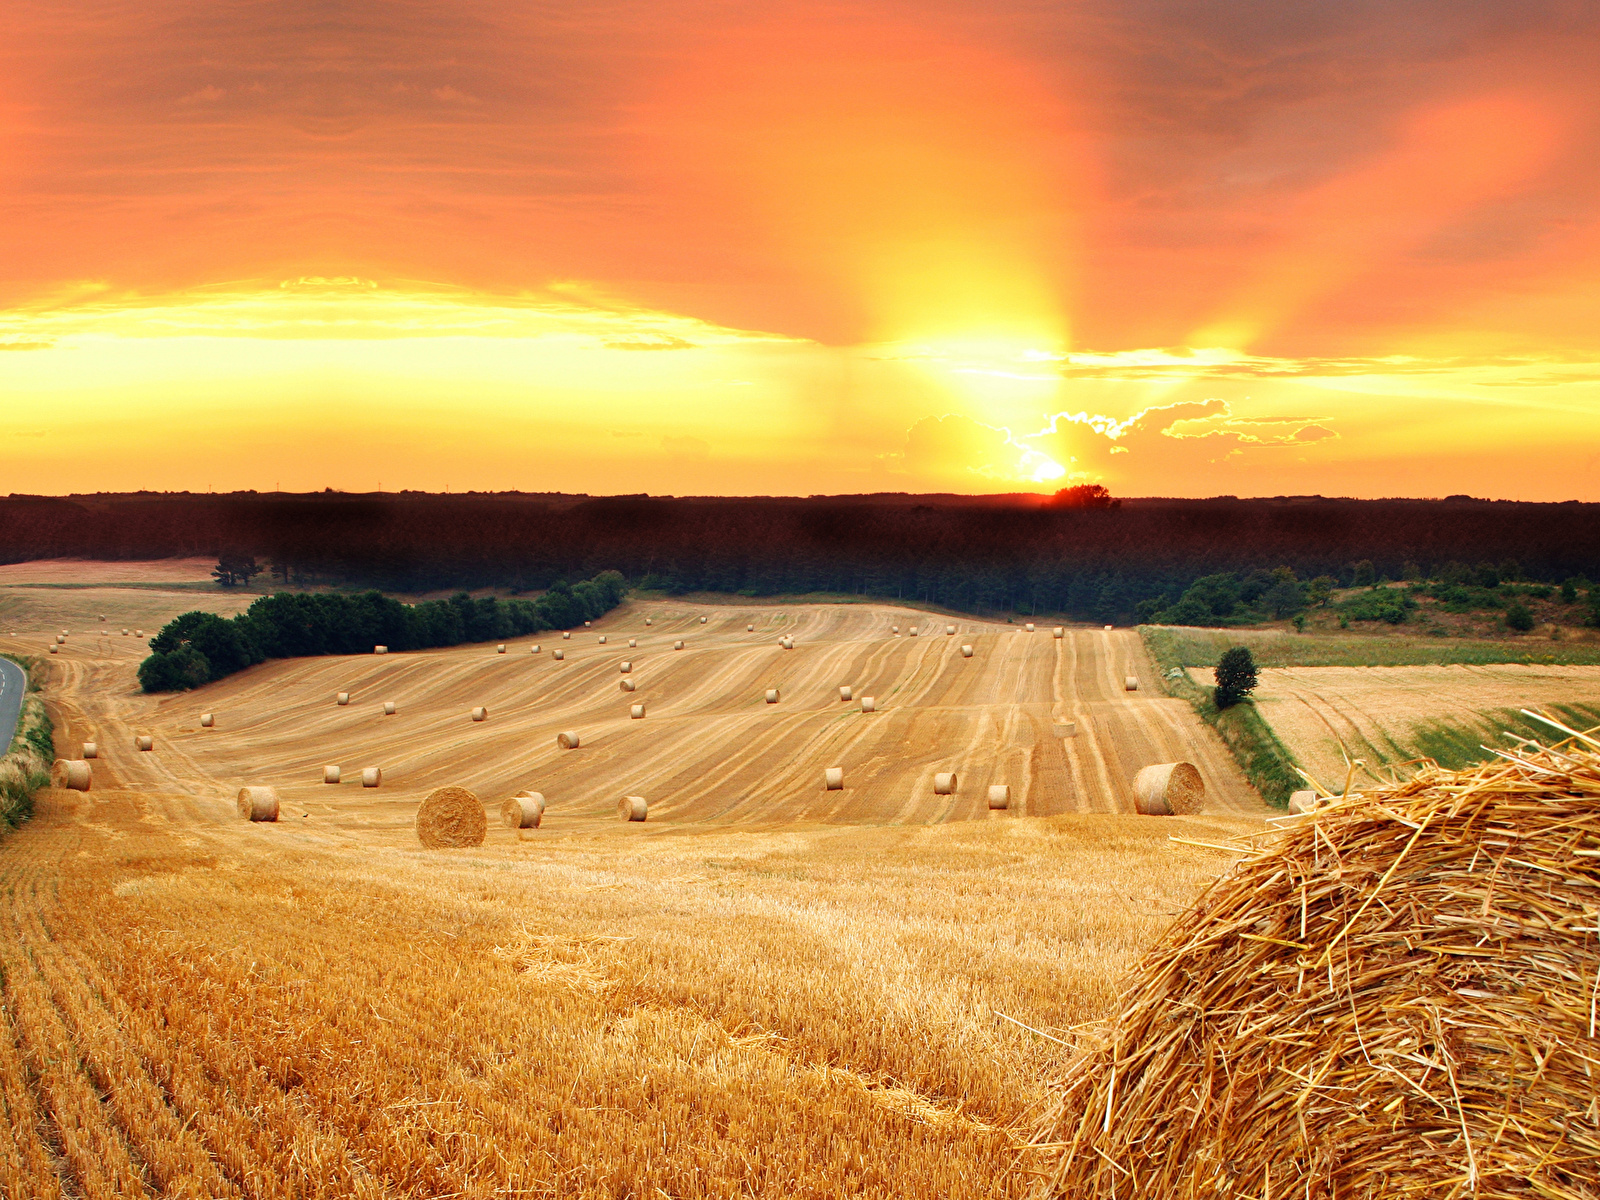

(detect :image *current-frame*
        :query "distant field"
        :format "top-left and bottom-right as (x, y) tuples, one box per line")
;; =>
(0, 557), (219, 584)
(1144, 624), (1600, 668)
(1192, 662), (1600, 786)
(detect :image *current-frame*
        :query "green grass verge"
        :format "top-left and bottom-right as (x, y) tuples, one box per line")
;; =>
(0, 654), (54, 835)
(1143, 625), (1600, 668)
(1140, 628), (1303, 809)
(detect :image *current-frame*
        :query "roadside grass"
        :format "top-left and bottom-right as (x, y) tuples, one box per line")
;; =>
(1143, 625), (1600, 668)
(1, 654), (54, 834)
(1140, 630), (1303, 809)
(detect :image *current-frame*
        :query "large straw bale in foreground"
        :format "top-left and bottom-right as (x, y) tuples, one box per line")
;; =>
(416, 785), (486, 848)
(1131, 762), (1204, 815)
(1029, 729), (1600, 1200)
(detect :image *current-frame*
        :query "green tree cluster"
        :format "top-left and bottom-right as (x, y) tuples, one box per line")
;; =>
(138, 570), (627, 692)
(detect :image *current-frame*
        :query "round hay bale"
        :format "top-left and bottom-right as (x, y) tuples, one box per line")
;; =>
(645, 617), (652, 625)
(557, 730), (580, 749)
(55, 635), (64, 644)
(503, 792), (544, 828)
(1124, 675), (1139, 691)
(824, 767), (844, 790)
(336, 692), (350, 705)
(839, 685), (852, 701)
(961, 644), (974, 657)
(782, 637), (794, 649)
(374, 644), (388, 654)
(1031, 741), (1600, 1200)
(1288, 789), (1326, 815)
(136, 629), (143, 637)
(324, 765), (341, 784)
(99, 615), (105, 622)
(747, 623), (754, 631)
(200, 713), (214, 728)
(860, 696), (876, 712)
(1025, 623), (1035, 632)
(122, 628), (129, 635)
(598, 635), (607, 644)
(497, 644), (507, 654)
(471, 706), (487, 722)
(674, 640), (685, 650)
(362, 767), (381, 787)
(909, 627), (919, 636)
(237, 786), (279, 821)
(934, 772), (957, 795)
(621, 679), (636, 692)
(562, 631), (571, 639)
(987, 784), (1010, 810)
(1053, 626), (1064, 638)
(49, 644), (58, 654)
(415, 785), (486, 848)
(620, 661), (632, 673)
(628, 638), (637, 648)
(1053, 721), (1077, 738)
(946, 624), (956, 634)
(1131, 761), (1204, 815)
(892, 625), (900, 633)
(51, 759), (91, 791)
(618, 795), (648, 822)
(531, 644), (541, 653)
(765, 689), (779, 703)
(700, 616), (707, 623)
(553, 649), (565, 660)
(630, 703), (645, 719)
(81, 741), (98, 759)
(135, 735), (153, 752)
(1103, 624), (1113, 631)
(383, 701), (397, 715)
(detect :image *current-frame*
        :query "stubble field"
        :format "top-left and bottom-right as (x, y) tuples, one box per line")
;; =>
(0, 578), (1266, 1199)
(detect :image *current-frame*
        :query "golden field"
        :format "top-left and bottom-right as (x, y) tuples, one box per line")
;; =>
(0, 579), (1267, 1198)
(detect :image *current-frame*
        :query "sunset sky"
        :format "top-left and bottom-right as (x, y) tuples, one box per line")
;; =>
(3, 1), (1599, 499)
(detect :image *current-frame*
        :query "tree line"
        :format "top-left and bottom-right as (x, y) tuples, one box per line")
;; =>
(137, 570), (627, 692)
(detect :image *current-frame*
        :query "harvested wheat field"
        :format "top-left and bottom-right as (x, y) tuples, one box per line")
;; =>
(0, 591), (1272, 1198)
(1196, 663), (1600, 787)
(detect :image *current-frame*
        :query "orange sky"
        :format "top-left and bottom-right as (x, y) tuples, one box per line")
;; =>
(3, 1), (1599, 499)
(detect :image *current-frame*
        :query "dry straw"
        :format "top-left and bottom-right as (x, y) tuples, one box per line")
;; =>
(415, 785), (485, 848)
(81, 741), (98, 759)
(557, 730), (580, 749)
(236, 786), (279, 822)
(471, 706), (488, 722)
(645, 617), (652, 625)
(618, 795), (648, 821)
(1125, 675), (1139, 691)
(200, 713), (214, 728)
(987, 784), (1010, 809)
(910, 627), (919, 636)
(1288, 788), (1320, 814)
(135, 735), (153, 752)
(1131, 761), (1204, 815)
(135, 629), (143, 637)
(323, 765), (341, 784)
(1053, 721), (1077, 738)
(621, 679), (636, 692)
(766, 689), (779, 703)
(934, 771), (958, 795)
(1029, 722), (1600, 1200)
(55, 635), (64, 644)
(361, 767), (381, 787)
(861, 697), (876, 713)
(503, 792), (544, 828)
(51, 759), (91, 791)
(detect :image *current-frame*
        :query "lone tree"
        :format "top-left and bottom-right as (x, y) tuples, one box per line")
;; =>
(1214, 646), (1258, 710)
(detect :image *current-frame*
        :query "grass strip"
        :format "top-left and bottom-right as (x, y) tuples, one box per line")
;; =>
(1140, 628), (1302, 809)
(1143, 625), (1600, 668)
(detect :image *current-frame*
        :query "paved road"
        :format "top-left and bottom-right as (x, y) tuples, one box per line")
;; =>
(0, 655), (25, 754)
